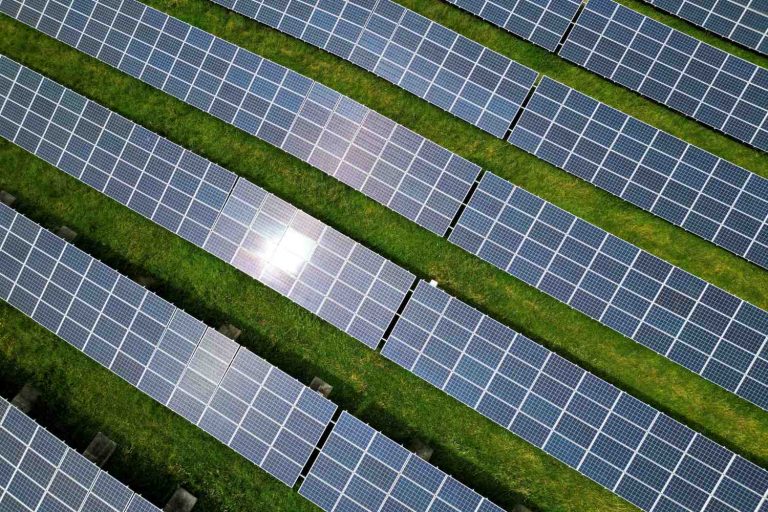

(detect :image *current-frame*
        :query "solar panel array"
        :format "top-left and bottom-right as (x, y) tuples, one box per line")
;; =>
(3, 0), (766, 259)
(444, 0), (582, 51)
(559, 0), (768, 152)
(0, 397), (161, 512)
(0, 205), (517, 512)
(0, 55), (417, 349)
(208, 0), (539, 138)
(203, 179), (417, 348)
(450, 172), (768, 410)
(381, 281), (768, 512)
(2, 193), (767, 512)
(0, 0), (481, 237)
(300, 411), (505, 512)
(5, 48), (768, 414)
(2, 0), (768, 481)
(641, 0), (768, 55)
(0, 203), (338, 486)
(509, 77), (768, 270)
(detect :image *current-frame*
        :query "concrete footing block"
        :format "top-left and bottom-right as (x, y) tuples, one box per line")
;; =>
(429, 279), (438, 287)
(408, 440), (434, 461)
(310, 377), (333, 398)
(11, 384), (40, 414)
(217, 323), (241, 340)
(83, 432), (117, 467)
(0, 191), (16, 206)
(55, 226), (78, 242)
(164, 488), (197, 512)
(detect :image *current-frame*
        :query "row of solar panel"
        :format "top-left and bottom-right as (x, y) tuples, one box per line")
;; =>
(0, 397), (161, 512)
(301, 411), (506, 512)
(509, 77), (768, 270)
(3, 53), (768, 511)
(450, 172), (768, 410)
(207, 0), (539, 138)
(0, 55), (417, 349)
(3, 0), (765, 278)
(560, 0), (768, 152)
(382, 281), (768, 512)
(200, 0), (768, 153)
(640, 0), (768, 55)
(0, 202), (338, 487)
(1, 2), (767, 410)
(0, 205), (506, 512)
(186, 0), (768, 270)
(446, 0), (768, 58)
(0, 0), (482, 238)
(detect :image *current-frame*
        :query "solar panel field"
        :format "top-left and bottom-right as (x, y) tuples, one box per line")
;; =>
(0, 0), (766, 510)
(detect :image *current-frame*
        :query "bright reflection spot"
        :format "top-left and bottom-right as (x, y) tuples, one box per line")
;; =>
(265, 228), (317, 276)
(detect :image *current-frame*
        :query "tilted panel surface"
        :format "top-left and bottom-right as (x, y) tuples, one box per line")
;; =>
(0, 397), (161, 512)
(559, 0), (768, 151)
(203, 179), (416, 348)
(382, 281), (768, 512)
(641, 0), (768, 55)
(0, 0), (481, 236)
(208, 0), (539, 137)
(509, 77), (768, 269)
(0, 56), (417, 349)
(168, 327), (338, 485)
(0, 55), (238, 249)
(444, 0), (583, 50)
(449, 172), (768, 410)
(0, 204), (337, 486)
(299, 411), (505, 512)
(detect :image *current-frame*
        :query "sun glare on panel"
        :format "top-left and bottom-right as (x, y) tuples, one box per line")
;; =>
(267, 228), (318, 276)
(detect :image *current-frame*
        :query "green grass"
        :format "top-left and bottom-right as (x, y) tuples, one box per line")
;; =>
(1, 0), (767, 510)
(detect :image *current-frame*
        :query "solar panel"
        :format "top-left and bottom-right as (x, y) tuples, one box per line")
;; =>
(444, 0), (583, 51)
(299, 411), (505, 512)
(509, 77), (768, 269)
(0, 0), (481, 236)
(381, 281), (768, 512)
(0, 204), (338, 486)
(559, 0), (768, 152)
(0, 396), (162, 512)
(203, 179), (417, 348)
(0, 56), (238, 249)
(449, 172), (768, 411)
(641, 0), (768, 55)
(208, 0), (540, 138)
(0, 56), (417, 349)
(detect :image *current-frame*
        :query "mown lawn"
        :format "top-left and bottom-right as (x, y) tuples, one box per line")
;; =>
(1, 0), (767, 510)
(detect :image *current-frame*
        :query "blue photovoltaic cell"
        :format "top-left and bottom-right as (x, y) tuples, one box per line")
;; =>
(299, 411), (506, 512)
(449, 172), (768, 411)
(509, 77), (768, 269)
(444, 0), (583, 51)
(0, 56), (416, 349)
(0, 205), (338, 486)
(559, 0), (768, 152)
(0, 0), (481, 236)
(382, 281), (768, 512)
(0, 56), (237, 249)
(642, 0), (768, 55)
(202, 179), (417, 348)
(0, 397), (162, 512)
(208, 0), (539, 138)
